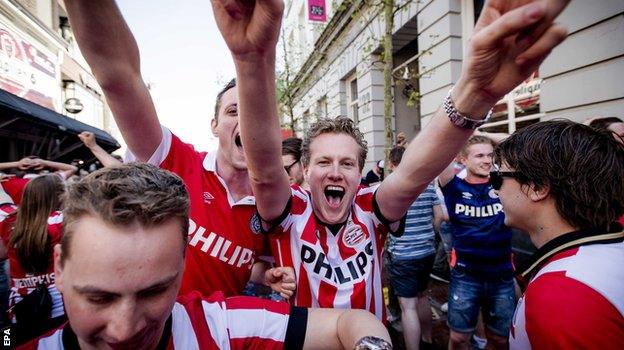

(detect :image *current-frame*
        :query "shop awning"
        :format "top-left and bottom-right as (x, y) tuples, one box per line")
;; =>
(0, 88), (120, 165)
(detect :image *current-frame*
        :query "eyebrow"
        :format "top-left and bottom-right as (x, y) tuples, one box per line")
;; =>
(73, 272), (179, 295)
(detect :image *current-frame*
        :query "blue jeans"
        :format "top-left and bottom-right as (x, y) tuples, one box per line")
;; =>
(447, 269), (516, 337)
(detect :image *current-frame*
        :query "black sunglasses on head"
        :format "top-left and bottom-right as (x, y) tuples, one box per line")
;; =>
(490, 171), (521, 190)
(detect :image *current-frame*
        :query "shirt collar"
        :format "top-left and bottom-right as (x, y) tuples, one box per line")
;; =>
(203, 148), (217, 172)
(517, 224), (624, 280)
(201, 149), (255, 206)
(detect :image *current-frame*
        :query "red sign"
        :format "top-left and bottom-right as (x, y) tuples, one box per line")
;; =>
(308, 0), (327, 22)
(0, 21), (59, 110)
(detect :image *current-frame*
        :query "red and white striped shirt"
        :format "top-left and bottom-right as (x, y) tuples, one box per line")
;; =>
(510, 240), (624, 349)
(268, 185), (398, 321)
(19, 291), (305, 350)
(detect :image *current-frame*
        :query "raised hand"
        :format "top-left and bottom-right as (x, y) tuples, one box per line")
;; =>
(455, 0), (569, 116)
(211, 0), (284, 60)
(264, 266), (296, 299)
(78, 131), (97, 149)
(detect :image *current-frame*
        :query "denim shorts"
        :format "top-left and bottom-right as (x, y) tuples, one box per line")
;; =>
(447, 269), (516, 337)
(387, 254), (435, 298)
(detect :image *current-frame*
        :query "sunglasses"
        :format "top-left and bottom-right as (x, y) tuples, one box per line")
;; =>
(489, 171), (521, 190)
(284, 160), (299, 174)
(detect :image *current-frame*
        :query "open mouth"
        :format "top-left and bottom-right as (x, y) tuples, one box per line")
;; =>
(234, 133), (243, 148)
(324, 185), (345, 207)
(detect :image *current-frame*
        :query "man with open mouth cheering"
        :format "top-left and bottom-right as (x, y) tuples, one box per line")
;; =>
(215, 0), (570, 326)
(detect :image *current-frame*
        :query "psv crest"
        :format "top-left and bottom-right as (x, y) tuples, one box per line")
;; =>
(342, 220), (366, 247)
(249, 212), (263, 234)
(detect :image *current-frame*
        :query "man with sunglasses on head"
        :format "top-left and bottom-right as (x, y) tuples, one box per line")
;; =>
(493, 120), (624, 349)
(438, 135), (515, 350)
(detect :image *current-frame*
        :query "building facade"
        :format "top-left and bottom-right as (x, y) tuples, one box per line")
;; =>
(283, 0), (624, 173)
(0, 0), (122, 146)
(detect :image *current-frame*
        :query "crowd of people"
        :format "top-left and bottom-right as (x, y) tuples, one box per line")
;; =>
(0, 0), (622, 349)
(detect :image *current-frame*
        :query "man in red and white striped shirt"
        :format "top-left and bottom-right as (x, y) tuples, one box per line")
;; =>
(494, 121), (624, 349)
(19, 164), (392, 350)
(224, 0), (571, 323)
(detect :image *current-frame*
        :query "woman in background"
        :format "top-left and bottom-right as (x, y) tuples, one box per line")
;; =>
(0, 174), (66, 343)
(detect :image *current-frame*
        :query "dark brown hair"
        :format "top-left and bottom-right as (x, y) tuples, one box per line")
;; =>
(9, 175), (64, 273)
(301, 117), (368, 170)
(213, 78), (237, 124)
(588, 117), (623, 132)
(495, 120), (624, 230)
(389, 146), (406, 167)
(61, 163), (189, 266)
(282, 137), (303, 160)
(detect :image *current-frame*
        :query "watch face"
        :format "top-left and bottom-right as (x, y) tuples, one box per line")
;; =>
(354, 336), (393, 350)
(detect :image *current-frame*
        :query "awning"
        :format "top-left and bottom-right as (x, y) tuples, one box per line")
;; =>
(0, 88), (120, 165)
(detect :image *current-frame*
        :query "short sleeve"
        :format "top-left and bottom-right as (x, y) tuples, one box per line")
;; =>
(225, 296), (296, 350)
(428, 183), (440, 206)
(124, 125), (169, 165)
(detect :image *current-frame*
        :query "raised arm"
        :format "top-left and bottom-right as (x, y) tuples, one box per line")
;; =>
(33, 158), (78, 180)
(303, 308), (392, 349)
(376, 0), (569, 222)
(64, 0), (161, 161)
(0, 158), (38, 171)
(78, 132), (122, 168)
(211, 0), (291, 221)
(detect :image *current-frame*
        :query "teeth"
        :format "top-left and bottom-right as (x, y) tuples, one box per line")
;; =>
(326, 185), (344, 192)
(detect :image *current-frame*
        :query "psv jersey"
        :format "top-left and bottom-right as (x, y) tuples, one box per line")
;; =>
(20, 291), (306, 350)
(127, 127), (265, 297)
(510, 237), (624, 349)
(268, 185), (400, 321)
(0, 205), (65, 318)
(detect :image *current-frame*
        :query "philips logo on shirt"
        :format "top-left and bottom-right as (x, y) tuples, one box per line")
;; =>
(300, 241), (374, 285)
(461, 192), (473, 200)
(187, 219), (255, 269)
(455, 203), (503, 217)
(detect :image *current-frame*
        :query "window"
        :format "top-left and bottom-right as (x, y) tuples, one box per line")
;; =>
(346, 74), (359, 124)
(480, 71), (543, 134)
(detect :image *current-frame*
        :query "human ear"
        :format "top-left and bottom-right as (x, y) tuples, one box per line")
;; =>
(211, 118), (218, 137)
(529, 183), (550, 202)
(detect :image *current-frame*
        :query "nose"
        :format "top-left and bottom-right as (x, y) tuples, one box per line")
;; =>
(327, 164), (343, 180)
(106, 301), (146, 344)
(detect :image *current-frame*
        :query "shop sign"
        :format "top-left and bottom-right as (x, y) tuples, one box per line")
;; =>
(308, 0), (327, 22)
(0, 20), (59, 110)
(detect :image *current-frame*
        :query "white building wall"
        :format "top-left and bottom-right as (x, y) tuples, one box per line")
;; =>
(540, 0), (624, 122)
(286, 0), (624, 174)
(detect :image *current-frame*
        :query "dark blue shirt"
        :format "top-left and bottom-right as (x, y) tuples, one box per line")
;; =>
(441, 176), (513, 279)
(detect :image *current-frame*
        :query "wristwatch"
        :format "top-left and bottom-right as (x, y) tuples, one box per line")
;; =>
(353, 336), (393, 350)
(443, 87), (492, 129)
